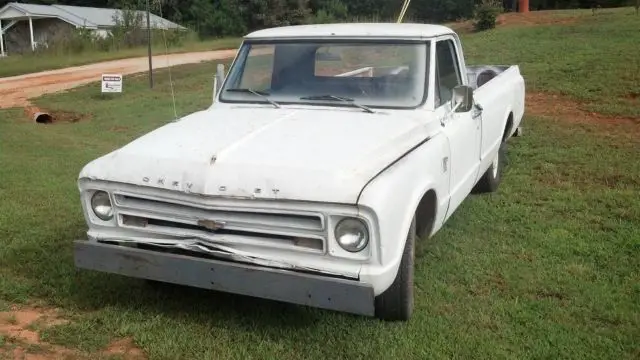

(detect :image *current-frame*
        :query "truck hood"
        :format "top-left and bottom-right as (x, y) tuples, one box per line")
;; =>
(80, 105), (438, 204)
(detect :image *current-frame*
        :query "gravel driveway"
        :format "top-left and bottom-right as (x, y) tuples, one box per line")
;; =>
(0, 49), (237, 108)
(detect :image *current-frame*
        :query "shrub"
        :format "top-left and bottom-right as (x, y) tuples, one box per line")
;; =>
(110, 8), (146, 49)
(320, 0), (349, 20)
(473, 0), (502, 31)
(153, 28), (192, 48)
(311, 9), (337, 23)
(33, 25), (101, 55)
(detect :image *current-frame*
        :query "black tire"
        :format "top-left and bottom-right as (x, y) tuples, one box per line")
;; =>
(374, 218), (416, 321)
(473, 139), (507, 194)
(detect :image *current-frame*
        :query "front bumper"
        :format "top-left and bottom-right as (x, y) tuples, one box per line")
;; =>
(74, 241), (375, 316)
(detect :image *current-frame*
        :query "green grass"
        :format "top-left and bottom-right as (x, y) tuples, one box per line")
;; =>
(0, 300), (10, 312)
(460, 7), (640, 118)
(0, 37), (241, 78)
(0, 8), (639, 360)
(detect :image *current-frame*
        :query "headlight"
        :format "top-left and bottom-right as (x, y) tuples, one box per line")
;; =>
(335, 218), (369, 252)
(91, 191), (113, 221)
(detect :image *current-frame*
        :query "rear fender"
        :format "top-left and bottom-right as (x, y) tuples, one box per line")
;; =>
(502, 107), (514, 139)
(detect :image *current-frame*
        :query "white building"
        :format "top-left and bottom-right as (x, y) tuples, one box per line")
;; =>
(0, 2), (184, 56)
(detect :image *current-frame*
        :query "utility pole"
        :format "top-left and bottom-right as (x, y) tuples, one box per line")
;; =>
(146, 0), (153, 88)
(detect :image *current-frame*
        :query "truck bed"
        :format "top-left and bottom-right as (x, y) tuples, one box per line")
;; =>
(466, 64), (525, 142)
(466, 65), (513, 91)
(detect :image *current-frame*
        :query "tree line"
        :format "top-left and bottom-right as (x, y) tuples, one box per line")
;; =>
(0, 0), (633, 37)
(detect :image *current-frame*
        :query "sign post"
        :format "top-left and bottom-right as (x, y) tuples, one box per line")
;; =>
(101, 74), (123, 93)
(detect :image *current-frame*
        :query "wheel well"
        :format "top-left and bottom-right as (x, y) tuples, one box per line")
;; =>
(503, 113), (514, 142)
(415, 190), (437, 240)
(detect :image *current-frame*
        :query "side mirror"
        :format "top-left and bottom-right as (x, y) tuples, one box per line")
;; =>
(212, 63), (225, 102)
(451, 85), (474, 113)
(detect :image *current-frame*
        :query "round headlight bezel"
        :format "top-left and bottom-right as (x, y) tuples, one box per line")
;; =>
(334, 218), (369, 253)
(90, 190), (114, 221)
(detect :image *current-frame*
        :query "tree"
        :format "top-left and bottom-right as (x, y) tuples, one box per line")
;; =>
(244, 0), (311, 29)
(0, 0), (635, 39)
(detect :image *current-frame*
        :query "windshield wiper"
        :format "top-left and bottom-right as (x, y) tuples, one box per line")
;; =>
(226, 88), (280, 108)
(300, 94), (375, 114)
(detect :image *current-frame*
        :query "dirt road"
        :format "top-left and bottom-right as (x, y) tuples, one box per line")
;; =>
(0, 49), (237, 109)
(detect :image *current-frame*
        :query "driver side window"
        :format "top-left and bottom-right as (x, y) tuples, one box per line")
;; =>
(435, 39), (462, 107)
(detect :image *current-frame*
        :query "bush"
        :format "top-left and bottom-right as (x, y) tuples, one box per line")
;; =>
(311, 9), (337, 23)
(473, 0), (502, 31)
(110, 8), (146, 49)
(411, 0), (475, 24)
(33, 25), (102, 55)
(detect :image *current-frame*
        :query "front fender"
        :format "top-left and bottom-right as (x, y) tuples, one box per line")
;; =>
(357, 133), (451, 295)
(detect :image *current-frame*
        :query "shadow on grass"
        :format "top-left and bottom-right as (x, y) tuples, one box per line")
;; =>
(1, 215), (366, 340)
(54, 233), (373, 338)
(73, 272), (329, 326)
(6, 217), (442, 333)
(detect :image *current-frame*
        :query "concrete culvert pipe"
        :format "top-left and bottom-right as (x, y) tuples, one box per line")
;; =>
(34, 112), (53, 124)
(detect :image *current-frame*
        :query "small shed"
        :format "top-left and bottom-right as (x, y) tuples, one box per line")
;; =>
(0, 2), (184, 56)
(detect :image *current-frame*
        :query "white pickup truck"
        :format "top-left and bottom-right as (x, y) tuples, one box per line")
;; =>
(74, 23), (525, 321)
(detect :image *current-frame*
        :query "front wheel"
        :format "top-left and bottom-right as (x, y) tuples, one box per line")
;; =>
(374, 218), (416, 321)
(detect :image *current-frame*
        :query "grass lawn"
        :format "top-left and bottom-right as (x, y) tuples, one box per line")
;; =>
(460, 7), (640, 118)
(0, 8), (639, 360)
(0, 37), (242, 78)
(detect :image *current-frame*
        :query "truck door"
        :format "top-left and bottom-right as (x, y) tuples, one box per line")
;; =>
(435, 38), (482, 218)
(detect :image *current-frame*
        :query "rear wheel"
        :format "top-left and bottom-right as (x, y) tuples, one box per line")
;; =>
(473, 139), (506, 193)
(374, 218), (416, 321)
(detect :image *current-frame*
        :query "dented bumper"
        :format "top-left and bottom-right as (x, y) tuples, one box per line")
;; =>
(73, 240), (375, 316)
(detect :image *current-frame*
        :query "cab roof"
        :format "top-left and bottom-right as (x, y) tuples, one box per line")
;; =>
(245, 23), (456, 40)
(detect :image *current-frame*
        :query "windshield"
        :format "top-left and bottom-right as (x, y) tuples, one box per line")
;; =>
(220, 40), (430, 109)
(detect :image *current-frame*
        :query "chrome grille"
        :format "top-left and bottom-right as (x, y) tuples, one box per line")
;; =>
(113, 193), (326, 252)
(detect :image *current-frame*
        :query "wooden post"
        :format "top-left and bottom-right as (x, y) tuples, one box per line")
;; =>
(28, 16), (35, 51)
(146, 0), (153, 88)
(0, 19), (5, 56)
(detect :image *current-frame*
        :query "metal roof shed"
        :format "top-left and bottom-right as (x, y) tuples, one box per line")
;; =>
(0, 2), (184, 56)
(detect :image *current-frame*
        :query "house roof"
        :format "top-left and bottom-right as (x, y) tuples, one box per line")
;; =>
(0, 2), (184, 30)
(246, 23), (455, 40)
